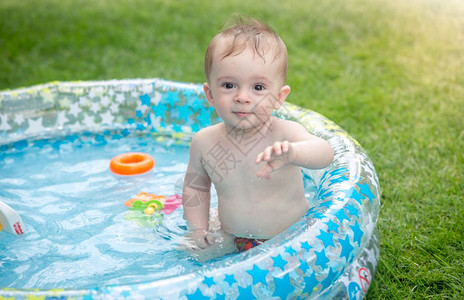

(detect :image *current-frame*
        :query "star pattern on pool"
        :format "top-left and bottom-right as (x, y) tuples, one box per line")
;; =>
(339, 235), (355, 261)
(0, 81), (212, 151)
(246, 265), (268, 285)
(317, 229), (335, 248)
(272, 254), (288, 270)
(272, 273), (294, 298)
(203, 276), (215, 288)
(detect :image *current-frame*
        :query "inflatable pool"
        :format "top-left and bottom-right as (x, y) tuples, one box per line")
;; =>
(0, 79), (380, 299)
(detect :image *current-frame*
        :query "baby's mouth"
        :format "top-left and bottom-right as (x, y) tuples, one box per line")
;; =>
(233, 111), (253, 118)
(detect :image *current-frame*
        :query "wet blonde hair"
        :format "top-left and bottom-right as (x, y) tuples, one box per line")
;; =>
(204, 18), (288, 84)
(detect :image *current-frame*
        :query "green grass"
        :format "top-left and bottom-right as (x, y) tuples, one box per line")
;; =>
(1, 0), (463, 298)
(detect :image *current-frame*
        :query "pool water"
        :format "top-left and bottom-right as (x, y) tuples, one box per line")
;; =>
(0, 132), (203, 289)
(0, 130), (318, 291)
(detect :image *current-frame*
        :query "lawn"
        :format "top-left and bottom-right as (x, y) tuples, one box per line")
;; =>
(1, 0), (463, 298)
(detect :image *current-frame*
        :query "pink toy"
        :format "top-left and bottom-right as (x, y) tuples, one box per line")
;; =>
(161, 194), (182, 214)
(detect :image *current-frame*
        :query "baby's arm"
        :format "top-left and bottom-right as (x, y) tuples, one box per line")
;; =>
(182, 133), (214, 248)
(256, 120), (334, 178)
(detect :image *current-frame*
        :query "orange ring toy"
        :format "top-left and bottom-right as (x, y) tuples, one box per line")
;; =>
(109, 152), (155, 176)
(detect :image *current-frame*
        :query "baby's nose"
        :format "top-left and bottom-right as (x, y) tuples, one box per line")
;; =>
(234, 90), (251, 104)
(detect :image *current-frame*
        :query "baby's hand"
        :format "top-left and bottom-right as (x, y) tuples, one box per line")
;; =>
(255, 141), (296, 178)
(184, 229), (216, 250)
(180, 230), (236, 262)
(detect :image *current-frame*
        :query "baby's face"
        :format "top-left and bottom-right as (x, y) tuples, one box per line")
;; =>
(205, 45), (288, 131)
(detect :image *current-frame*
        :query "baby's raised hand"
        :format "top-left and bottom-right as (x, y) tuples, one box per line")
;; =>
(255, 141), (296, 178)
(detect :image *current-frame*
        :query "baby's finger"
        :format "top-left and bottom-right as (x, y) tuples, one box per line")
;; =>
(273, 142), (283, 156)
(263, 146), (274, 161)
(179, 237), (198, 251)
(257, 164), (272, 178)
(206, 232), (217, 245)
(187, 244), (199, 251)
(195, 237), (210, 249)
(255, 151), (264, 164)
(282, 141), (290, 153)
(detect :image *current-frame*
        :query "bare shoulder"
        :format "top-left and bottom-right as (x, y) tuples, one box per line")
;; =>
(190, 123), (223, 151)
(273, 118), (308, 131)
(187, 124), (223, 172)
(272, 118), (313, 141)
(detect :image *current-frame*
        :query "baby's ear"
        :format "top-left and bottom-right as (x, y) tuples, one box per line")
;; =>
(275, 85), (291, 109)
(203, 83), (214, 107)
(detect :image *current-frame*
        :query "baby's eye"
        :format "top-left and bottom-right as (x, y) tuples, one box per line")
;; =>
(253, 84), (265, 91)
(222, 82), (235, 89)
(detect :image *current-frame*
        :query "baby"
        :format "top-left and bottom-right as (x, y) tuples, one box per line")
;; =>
(182, 18), (334, 259)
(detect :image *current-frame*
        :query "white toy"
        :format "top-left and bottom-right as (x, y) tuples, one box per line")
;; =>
(0, 200), (25, 235)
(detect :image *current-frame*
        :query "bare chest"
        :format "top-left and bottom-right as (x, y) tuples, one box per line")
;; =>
(200, 130), (276, 185)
